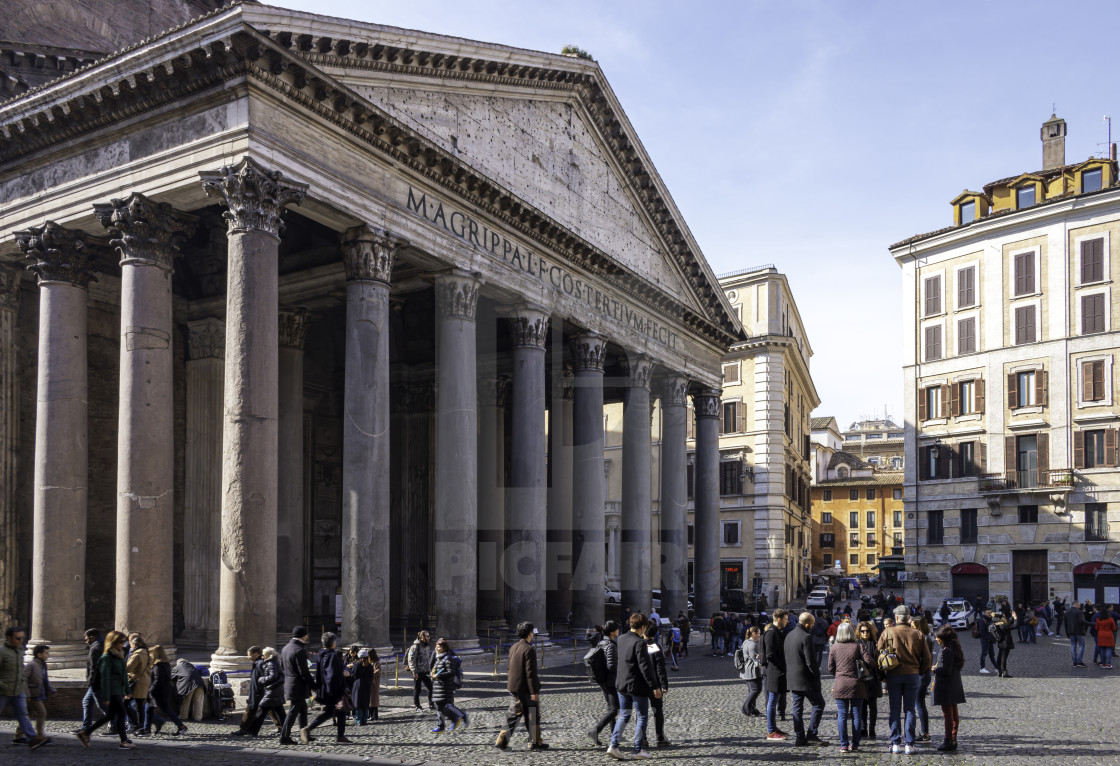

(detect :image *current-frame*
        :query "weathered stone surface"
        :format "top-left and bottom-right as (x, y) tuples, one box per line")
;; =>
(658, 374), (689, 621)
(692, 389), (721, 621)
(0, 265), (21, 629)
(620, 355), (654, 614)
(570, 332), (606, 630)
(276, 311), (306, 632)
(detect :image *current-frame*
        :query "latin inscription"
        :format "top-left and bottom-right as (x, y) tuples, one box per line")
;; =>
(406, 187), (678, 350)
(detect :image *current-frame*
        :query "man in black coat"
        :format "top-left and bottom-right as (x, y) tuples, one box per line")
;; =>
(279, 626), (315, 745)
(1065, 602), (1088, 667)
(761, 609), (789, 739)
(81, 629), (104, 730)
(299, 632), (350, 744)
(495, 622), (546, 751)
(606, 613), (662, 759)
(785, 612), (827, 747)
(587, 621), (620, 746)
(232, 647), (283, 736)
(641, 621), (671, 748)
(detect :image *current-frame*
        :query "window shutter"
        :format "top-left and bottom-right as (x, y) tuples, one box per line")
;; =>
(737, 402), (745, 433)
(1039, 371), (1048, 406)
(1007, 372), (1018, 409)
(1082, 238), (1104, 283)
(918, 387), (928, 421)
(976, 379), (985, 413)
(1004, 436), (1016, 479)
(1107, 429), (1118, 467)
(939, 444), (954, 479)
(940, 384), (950, 417)
(1083, 361), (1096, 402)
(979, 440), (987, 473)
(1024, 254), (1035, 293)
(950, 383), (960, 416)
(1074, 430), (1085, 469)
(1093, 361), (1105, 400)
(1037, 432), (1049, 475)
(919, 446), (930, 481)
(737, 459), (744, 495)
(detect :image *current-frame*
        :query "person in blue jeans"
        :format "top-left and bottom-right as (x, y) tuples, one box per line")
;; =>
(1065, 604), (1088, 667)
(606, 612), (662, 759)
(761, 610), (790, 740)
(81, 629), (105, 729)
(976, 611), (998, 673)
(878, 607), (932, 755)
(0, 627), (47, 749)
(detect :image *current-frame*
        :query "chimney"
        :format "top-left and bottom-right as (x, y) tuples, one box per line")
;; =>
(1041, 113), (1066, 170)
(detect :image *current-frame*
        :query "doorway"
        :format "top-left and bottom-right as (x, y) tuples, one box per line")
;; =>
(1012, 550), (1047, 605)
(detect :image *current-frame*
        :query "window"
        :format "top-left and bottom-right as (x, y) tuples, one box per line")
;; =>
(1082, 360), (1106, 402)
(866, 433), (883, 440)
(821, 512), (832, 524)
(958, 441), (977, 477)
(894, 532), (903, 546)
(866, 510), (876, 526)
(820, 533), (834, 548)
(1009, 370), (1044, 409)
(687, 523), (694, 546)
(720, 461), (742, 495)
(722, 362), (740, 384)
(924, 275), (942, 317)
(891, 457), (903, 470)
(1015, 305), (1037, 344)
(928, 510), (944, 544)
(1086, 503), (1109, 541)
(867, 533), (876, 546)
(866, 553), (877, 565)
(1016, 185), (1036, 209)
(722, 521), (741, 546)
(822, 490), (833, 502)
(721, 401), (742, 434)
(961, 508), (978, 544)
(924, 325), (942, 361)
(850, 511), (859, 526)
(845, 433), (861, 441)
(957, 317), (976, 354)
(849, 490), (858, 502)
(866, 489), (876, 501)
(868, 457), (882, 466)
(893, 510), (903, 526)
(850, 532), (860, 547)
(1015, 436), (1041, 488)
(959, 201), (975, 224)
(1075, 429), (1116, 469)
(838, 467), (849, 479)
(1018, 504), (1039, 524)
(955, 380), (982, 415)
(1014, 251), (1036, 296)
(920, 443), (954, 480)
(1082, 168), (1103, 193)
(1081, 238), (1105, 283)
(1082, 293), (1106, 335)
(920, 385), (945, 420)
(849, 553), (859, 566)
(957, 266), (976, 308)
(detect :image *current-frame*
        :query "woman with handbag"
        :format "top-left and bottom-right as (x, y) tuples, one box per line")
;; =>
(739, 626), (764, 717)
(827, 622), (874, 753)
(856, 621), (882, 740)
(989, 612), (1017, 678)
(932, 625), (966, 751)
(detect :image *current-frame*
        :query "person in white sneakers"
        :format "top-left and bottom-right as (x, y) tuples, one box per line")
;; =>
(606, 613), (661, 760)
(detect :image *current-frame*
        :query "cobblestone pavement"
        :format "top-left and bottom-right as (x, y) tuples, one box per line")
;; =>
(4, 629), (1117, 765)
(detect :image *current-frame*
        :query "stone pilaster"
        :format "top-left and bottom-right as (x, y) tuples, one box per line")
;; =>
(200, 158), (307, 667)
(546, 366), (574, 628)
(477, 374), (509, 625)
(692, 389), (721, 621)
(94, 193), (195, 648)
(181, 318), (224, 649)
(277, 308), (308, 632)
(433, 270), (482, 642)
(0, 265), (21, 630)
(621, 354), (655, 614)
(505, 304), (550, 630)
(341, 225), (405, 647)
(569, 332), (607, 630)
(658, 375), (689, 620)
(16, 223), (96, 667)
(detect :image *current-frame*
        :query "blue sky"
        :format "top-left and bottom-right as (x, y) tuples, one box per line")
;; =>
(269, 0), (1119, 428)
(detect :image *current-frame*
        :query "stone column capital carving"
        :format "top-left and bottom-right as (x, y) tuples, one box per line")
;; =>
(199, 157), (308, 238)
(659, 375), (690, 407)
(188, 318), (225, 360)
(278, 308), (310, 350)
(479, 375), (512, 408)
(0, 263), (21, 312)
(434, 270), (481, 320)
(561, 365), (575, 400)
(15, 221), (97, 288)
(342, 225), (407, 284)
(625, 354), (655, 391)
(571, 331), (607, 372)
(505, 303), (550, 349)
(692, 389), (721, 419)
(92, 192), (197, 271)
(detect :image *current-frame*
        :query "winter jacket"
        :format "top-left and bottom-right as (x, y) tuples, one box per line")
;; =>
(86, 639), (104, 685)
(246, 658), (264, 710)
(315, 647), (347, 701)
(646, 640), (669, 692)
(614, 631), (659, 698)
(97, 651), (129, 701)
(350, 659), (381, 709)
(828, 641), (872, 700)
(932, 643), (966, 706)
(877, 624), (932, 676)
(256, 656), (284, 708)
(858, 638), (882, 698)
(430, 651), (459, 704)
(505, 639), (539, 696)
(989, 618), (1016, 651)
(1065, 609), (1088, 636)
(406, 639), (434, 674)
(1096, 617), (1116, 648)
(126, 645), (152, 699)
(25, 656), (55, 701)
(761, 625), (787, 694)
(784, 623), (820, 693)
(740, 637), (763, 681)
(0, 640), (26, 696)
(149, 661), (174, 709)
(171, 658), (203, 699)
(598, 636), (619, 690)
(280, 638), (315, 701)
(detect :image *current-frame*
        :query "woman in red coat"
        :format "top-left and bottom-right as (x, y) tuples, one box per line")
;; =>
(1096, 610), (1116, 669)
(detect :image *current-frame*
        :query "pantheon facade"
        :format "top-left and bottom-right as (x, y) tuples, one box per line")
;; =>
(0, 2), (740, 667)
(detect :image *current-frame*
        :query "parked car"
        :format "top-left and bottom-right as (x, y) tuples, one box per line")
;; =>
(940, 599), (976, 630)
(605, 585), (620, 604)
(720, 588), (764, 614)
(857, 574), (872, 587)
(650, 589), (694, 615)
(806, 587), (831, 608)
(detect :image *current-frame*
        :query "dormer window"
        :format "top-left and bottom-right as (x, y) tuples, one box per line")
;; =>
(1016, 186), (1036, 208)
(959, 200), (975, 224)
(1082, 167), (1103, 193)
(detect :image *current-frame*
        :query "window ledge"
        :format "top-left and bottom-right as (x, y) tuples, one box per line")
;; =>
(1072, 412), (1117, 423)
(1076, 279), (1111, 289)
(1010, 290), (1042, 300)
(955, 413), (983, 423)
(1011, 406), (1044, 415)
(1078, 466), (1118, 474)
(921, 418), (948, 428)
(1007, 418), (1048, 430)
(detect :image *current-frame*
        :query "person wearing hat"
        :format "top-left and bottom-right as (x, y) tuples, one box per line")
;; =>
(877, 605), (932, 755)
(279, 626), (315, 745)
(232, 647), (282, 736)
(350, 648), (381, 725)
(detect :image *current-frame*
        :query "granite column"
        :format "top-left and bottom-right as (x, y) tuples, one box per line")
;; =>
(277, 309), (308, 632)
(201, 158), (307, 665)
(0, 265), (21, 629)
(692, 389), (721, 621)
(546, 367), (574, 628)
(621, 355), (655, 615)
(477, 375), (509, 626)
(569, 333), (606, 630)
(658, 376), (689, 621)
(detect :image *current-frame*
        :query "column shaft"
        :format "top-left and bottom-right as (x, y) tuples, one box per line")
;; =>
(506, 306), (549, 629)
(277, 310), (308, 632)
(433, 271), (481, 641)
(0, 266), (20, 629)
(621, 357), (654, 615)
(693, 390), (721, 621)
(546, 374), (573, 627)
(570, 333), (606, 630)
(477, 376), (508, 625)
(659, 376), (689, 621)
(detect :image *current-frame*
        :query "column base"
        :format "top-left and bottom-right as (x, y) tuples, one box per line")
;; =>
(26, 641), (87, 670)
(209, 650), (253, 673)
(177, 628), (219, 650)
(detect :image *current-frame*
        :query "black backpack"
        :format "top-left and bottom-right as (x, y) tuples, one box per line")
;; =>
(584, 643), (608, 684)
(733, 645), (746, 674)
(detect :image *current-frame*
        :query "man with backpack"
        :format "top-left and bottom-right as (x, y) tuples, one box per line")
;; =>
(585, 620), (619, 746)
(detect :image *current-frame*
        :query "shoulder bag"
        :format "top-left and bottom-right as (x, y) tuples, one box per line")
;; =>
(877, 628), (900, 673)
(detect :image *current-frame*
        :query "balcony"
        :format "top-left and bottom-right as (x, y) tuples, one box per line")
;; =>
(978, 468), (1074, 493)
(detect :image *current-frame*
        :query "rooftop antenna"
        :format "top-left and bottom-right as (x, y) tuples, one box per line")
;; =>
(1098, 114), (1112, 159)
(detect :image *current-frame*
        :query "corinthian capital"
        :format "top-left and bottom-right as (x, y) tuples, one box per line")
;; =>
(691, 389), (721, 419)
(506, 304), (550, 349)
(0, 263), (21, 311)
(572, 332), (607, 372)
(93, 192), (197, 271)
(625, 354), (655, 391)
(279, 308), (310, 350)
(343, 225), (407, 284)
(188, 317), (225, 360)
(199, 157), (308, 238)
(434, 270), (481, 321)
(660, 374), (690, 407)
(15, 221), (97, 288)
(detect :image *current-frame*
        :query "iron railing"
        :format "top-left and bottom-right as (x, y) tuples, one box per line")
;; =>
(978, 468), (1074, 492)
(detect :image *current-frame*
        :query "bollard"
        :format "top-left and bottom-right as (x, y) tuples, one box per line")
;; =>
(394, 655), (400, 689)
(493, 644), (500, 677)
(573, 638), (578, 663)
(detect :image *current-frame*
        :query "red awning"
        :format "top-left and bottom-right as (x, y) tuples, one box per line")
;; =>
(1073, 562), (1120, 575)
(950, 563), (988, 575)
